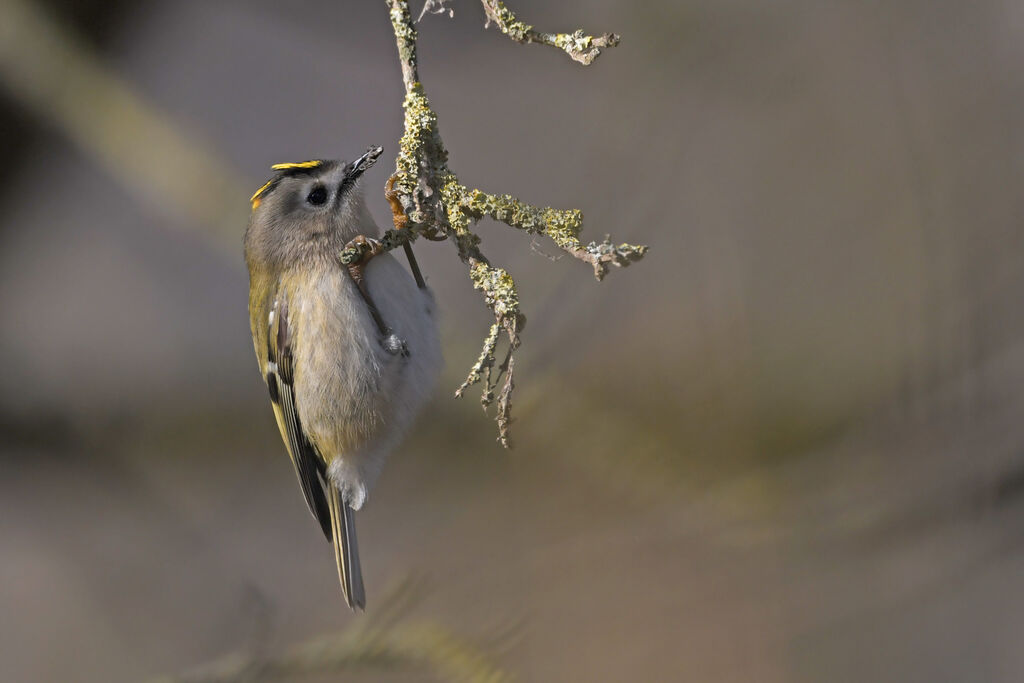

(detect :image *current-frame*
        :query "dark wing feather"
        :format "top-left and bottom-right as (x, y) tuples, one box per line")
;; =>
(266, 295), (332, 540)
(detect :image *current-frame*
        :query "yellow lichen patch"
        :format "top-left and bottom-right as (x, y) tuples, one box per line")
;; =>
(487, 1), (532, 41)
(469, 261), (520, 319)
(455, 322), (501, 398)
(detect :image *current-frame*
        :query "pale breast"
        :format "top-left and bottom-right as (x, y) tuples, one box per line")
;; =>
(287, 253), (441, 501)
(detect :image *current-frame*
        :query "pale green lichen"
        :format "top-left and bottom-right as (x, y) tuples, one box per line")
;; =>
(549, 30), (621, 65)
(338, 243), (363, 266)
(455, 322), (500, 398)
(377, 227), (411, 252)
(468, 260), (520, 319)
(587, 239), (649, 262)
(485, 1), (532, 42)
(460, 189), (583, 247)
(553, 30), (591, 54)
(461, 260), (522, 445)
(395, 86), (441, 215)
(389, 2), (419, 76)
(382, 0), (640, 445)
(481, 0), (620, 65)
(455, 190), (646, 279)
(582, 238), (650, 280)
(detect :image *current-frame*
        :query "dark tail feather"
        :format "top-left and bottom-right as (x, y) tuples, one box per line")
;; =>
(327, 485), (365, 610)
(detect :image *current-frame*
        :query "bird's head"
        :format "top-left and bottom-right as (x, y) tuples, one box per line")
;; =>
(245, 146), (383, 266)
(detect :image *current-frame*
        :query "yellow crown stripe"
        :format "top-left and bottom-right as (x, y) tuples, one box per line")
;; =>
(270, 160), (323, 170)
(250, 179), (275, 204)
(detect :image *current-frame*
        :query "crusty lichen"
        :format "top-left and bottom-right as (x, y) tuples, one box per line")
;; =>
(468, 260), (520, 319)
(456, 322), (501, 399)
(338, 243), (364, 266)
(458, 190), (648, 279)
(383, 0), (644, 445)
(459, 259), (523, 446)
(480, 0), (621, 65)
(389, 2), (420, 85)
(483, 1), (532, 42)
(394, 89), (428, 198)
(395, 86), (449, 225)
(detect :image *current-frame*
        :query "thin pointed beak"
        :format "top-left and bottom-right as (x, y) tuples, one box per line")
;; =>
(344, 145), (383, 181)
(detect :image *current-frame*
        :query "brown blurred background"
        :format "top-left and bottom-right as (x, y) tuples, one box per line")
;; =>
(2, 0), (1023, 680)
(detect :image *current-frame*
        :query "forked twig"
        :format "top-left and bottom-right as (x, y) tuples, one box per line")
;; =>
(375, 0), (646, 446)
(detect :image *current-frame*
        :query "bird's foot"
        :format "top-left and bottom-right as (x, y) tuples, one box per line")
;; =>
(340, 235), (407, 354)
(340, 234), (383, 273)
(382, 333), (409, 357)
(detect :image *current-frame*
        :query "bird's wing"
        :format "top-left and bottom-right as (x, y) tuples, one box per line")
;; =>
(265, 290), (366, 609)
(264, 293), (332, 540)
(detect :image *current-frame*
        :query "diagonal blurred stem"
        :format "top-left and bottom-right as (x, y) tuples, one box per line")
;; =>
(142, 575), (514, 683)
(0, 0), (249, 258)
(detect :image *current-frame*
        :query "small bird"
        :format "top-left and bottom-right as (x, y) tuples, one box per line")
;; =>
(244, 147), (441, 609)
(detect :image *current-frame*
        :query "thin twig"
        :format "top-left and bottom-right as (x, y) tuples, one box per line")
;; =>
(480, 0), (620, 65)
(383, 0), (644, 446)
(418, 0), (455, 22)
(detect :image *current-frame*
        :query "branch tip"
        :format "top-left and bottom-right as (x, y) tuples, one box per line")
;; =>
(480, 0), (621, 65)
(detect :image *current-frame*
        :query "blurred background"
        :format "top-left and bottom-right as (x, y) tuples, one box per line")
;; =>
(2, 0), (1023, 680)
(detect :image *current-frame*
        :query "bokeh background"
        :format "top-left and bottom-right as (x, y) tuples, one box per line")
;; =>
(2, 0), (1023, 680)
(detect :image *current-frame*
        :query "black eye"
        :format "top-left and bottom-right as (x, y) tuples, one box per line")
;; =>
(306, 185), (328, 205)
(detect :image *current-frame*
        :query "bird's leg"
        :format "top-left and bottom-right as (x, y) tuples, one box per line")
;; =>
(386, 174), (428, 289)
(384, 175), (408, 232)
(342, 235), (386, 332)
(341, 235), (408, 356)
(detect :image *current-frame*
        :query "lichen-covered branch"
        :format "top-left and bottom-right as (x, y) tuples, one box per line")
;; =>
(460, 189), (648, 280)
(384, 0), (644, 445)
(480, 0), (620, 65)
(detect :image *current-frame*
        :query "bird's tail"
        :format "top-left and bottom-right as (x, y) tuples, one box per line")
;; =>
(327, 485), (365, 610)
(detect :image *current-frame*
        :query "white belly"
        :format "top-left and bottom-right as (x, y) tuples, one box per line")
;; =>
(291, 253), (441, 508)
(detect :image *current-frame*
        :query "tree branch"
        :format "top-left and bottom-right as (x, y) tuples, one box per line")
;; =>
(480, 0), (620, 65)
(459, 189), (648, 280)
(0, 0), (643, 448)
(380, 0), (644, 446)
